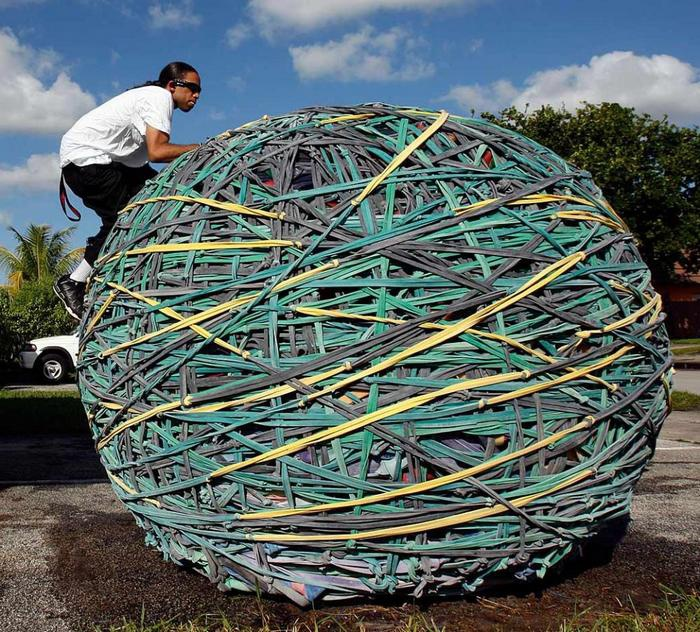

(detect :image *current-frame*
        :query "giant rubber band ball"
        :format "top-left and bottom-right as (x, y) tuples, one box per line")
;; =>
(78, 104), (672, 605)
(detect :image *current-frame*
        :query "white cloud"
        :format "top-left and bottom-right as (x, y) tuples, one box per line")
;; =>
(441, 79), (519, 114)
(148, 0), (202, 29)
(208, 108), (226, 121)
(0, 28), (95, 134)
(441, 51), (700, 123)
(0, 153), (59, 194)
(225, 22), (251, 49)
(227, 75), (246, 92)
(0, 27), (57, 76)
(0, 210), (11, 228)
(249, 0), (483, 36)
(290, 27), (434, 82)
(469, 38), (483, 53)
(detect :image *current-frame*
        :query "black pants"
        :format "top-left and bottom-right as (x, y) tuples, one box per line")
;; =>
(62, 162), (157, 265)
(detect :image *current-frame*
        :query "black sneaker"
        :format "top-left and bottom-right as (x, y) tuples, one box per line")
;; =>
(53, 275), (86, 320)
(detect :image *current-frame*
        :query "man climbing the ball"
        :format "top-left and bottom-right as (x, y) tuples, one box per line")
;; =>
(54, 61), (202, 319)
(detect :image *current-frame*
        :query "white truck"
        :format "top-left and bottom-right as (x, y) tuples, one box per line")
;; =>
(17, 332), (79, 384)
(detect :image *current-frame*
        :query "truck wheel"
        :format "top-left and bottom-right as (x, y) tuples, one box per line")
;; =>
(37, 353), (68, 384)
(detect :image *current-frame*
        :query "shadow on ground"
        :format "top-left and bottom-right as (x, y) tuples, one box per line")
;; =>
(0, 435), (105, 483)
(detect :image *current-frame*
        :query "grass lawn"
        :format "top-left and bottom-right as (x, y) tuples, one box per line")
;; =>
(671, 338), (700, 346)
(671, 390), (700, 411)
(0, 388), (88, 434)
(93, 589), (700, 631)
(672, 345), (700, 355)
(96, 612), (444, 632)
(671, 338), (700, 355)
(560, 589), (700, 632)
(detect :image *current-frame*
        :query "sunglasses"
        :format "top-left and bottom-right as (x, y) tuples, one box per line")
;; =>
(172, 79), (202, 94)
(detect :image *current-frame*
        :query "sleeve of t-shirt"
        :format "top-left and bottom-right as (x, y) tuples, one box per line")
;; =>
(135, 89), (173, 137)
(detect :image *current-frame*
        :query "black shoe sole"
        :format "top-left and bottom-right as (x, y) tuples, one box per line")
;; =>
(53, 284), (82, 321)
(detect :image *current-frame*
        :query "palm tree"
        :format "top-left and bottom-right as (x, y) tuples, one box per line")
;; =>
(0, 224), (84, 293)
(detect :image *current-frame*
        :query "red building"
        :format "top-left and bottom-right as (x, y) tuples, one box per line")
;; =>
(657, 264), (700, 338)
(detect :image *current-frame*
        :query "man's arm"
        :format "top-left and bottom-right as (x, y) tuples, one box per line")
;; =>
(145, 126), (199, 163)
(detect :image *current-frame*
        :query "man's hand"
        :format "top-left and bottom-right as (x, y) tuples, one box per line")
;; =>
(146, 126), (199, 163)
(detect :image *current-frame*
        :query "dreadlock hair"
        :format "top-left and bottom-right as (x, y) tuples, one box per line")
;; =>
(129, 61), (198, 91)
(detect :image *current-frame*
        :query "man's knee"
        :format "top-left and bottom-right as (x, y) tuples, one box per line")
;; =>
(63, 163), (130, 216)
(124, 165), (157, 199)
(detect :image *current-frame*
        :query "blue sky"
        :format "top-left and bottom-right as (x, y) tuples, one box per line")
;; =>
(1, 0), (699, 266)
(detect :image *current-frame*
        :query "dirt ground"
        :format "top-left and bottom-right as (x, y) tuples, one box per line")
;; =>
(0, 416), (698, 632)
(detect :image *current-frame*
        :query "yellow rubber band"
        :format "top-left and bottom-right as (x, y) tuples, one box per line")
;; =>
(576, 294), (662, 339)
(302, 251), (585, 405)
(119, 195), (282, 219)
(317, 113), (376, 125)
(182, 362), (352, 415)
(208, 369), (530, 479)
(107, 472), (161, 508)
(100, 284), (249, 359)
(486, 345), (631, 407)
(100, 401), (139, 413)
(600, 198), (630, 232)
(95, 261), (344, 447)
(240, 417), (595, 520)
(209, 330), (626, 481)
(84, 290), (117, 335)
(100, 259), (339, 359)
(352, 110), (449, 206)
(292, 306), (614, 390)
(98, 400), (183, 449)
(102, 239), (297, 264)
(554, 210), (625, 232)
(454, 193), (597, 216)
(249, 469), (593, 542)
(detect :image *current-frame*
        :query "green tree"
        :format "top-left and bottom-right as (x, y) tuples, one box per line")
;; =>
(0, 279), (77, 365)
(0, 288), (13, 365)
(0, 223), (83, 291)
(0, 225), (81, 364)
(483, 103), (700, 282)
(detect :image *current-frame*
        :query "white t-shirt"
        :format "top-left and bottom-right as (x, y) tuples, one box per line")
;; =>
(59, 86), (174, 168)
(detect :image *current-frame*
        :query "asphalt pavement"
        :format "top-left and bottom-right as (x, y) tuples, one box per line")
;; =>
(672, 369), (700, 395)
